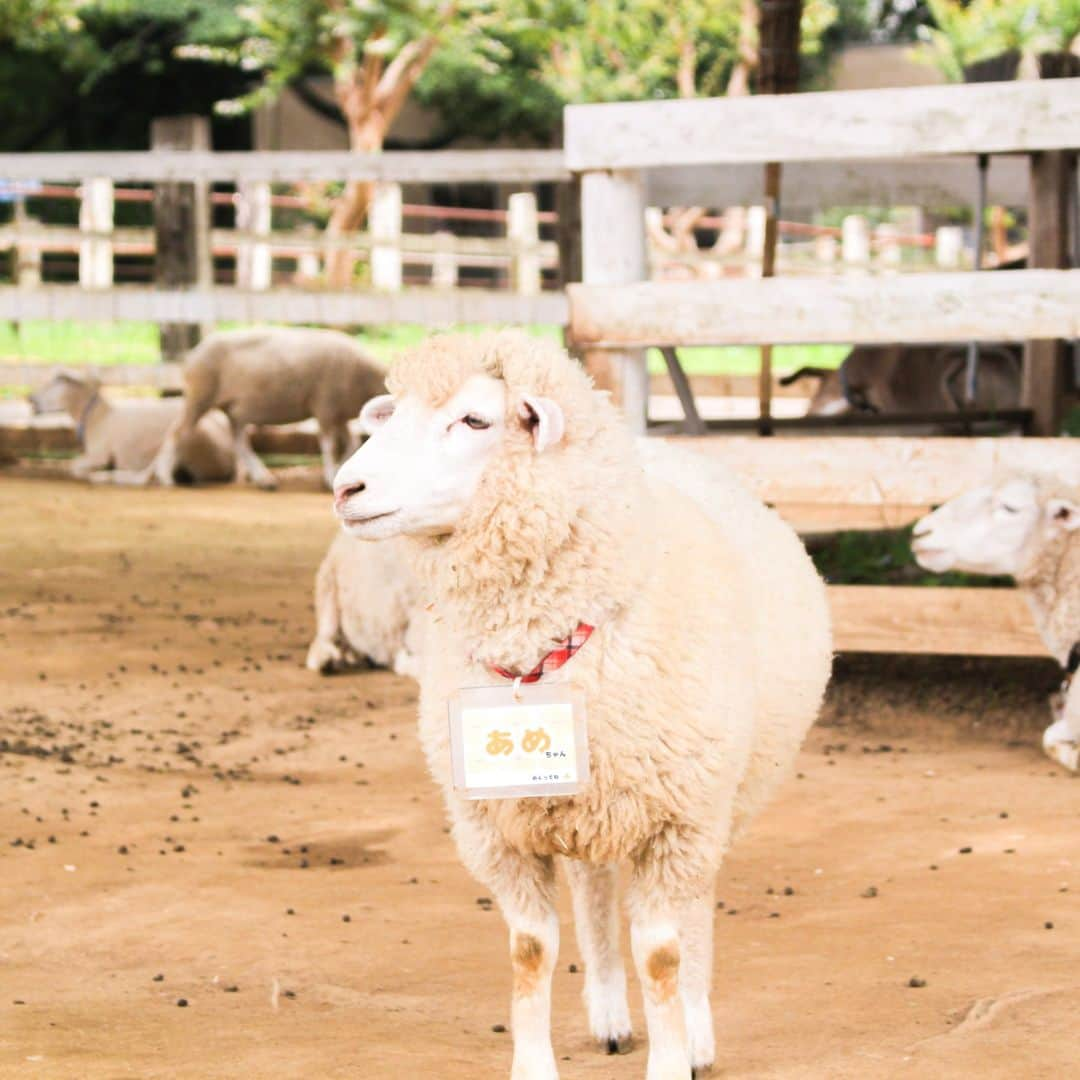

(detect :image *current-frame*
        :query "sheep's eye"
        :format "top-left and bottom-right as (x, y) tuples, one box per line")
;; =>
(999, 504), (1019, 514)
(462, 414), (491, 431)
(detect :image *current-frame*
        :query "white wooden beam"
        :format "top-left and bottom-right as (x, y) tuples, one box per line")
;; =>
(581, 169), (648, 434)
(0, 149), (569, 184)
(569, 269), (1080, 348)
(566, 78), (1080, 170)
(645, 155), (1031, 211)
(0, 285), (569, 327)
(828, 586), (1047, 657)
(667, 436), (1080, 507)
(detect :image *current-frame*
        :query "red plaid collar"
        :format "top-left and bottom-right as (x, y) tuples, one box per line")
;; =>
(489, 622), (595, 683)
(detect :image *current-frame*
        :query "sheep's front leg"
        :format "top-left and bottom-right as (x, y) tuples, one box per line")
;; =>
(452, 815), (560, 1080)
(563, 859), (632, 1054)
(628, 876), (692, 1080)
(1044, 678), (1080, 772)
(151, 425), (182, 486)
(305, 557), (344, 674)
(317, 424), (349, 490)
(87, 465), (156, 486)
(70, 455), (103, 480)
(231, 422), (276, 490)
(679, 888), (716, 1074)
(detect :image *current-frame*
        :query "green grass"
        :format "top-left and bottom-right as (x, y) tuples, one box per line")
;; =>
(0, 320), (851, 376)
(0, 321), (162, 367)
(807, 526), (1014, 588)
(646, 343), (850, 376)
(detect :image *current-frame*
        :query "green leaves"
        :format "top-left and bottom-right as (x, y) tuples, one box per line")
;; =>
(913, 0), (1043, 82)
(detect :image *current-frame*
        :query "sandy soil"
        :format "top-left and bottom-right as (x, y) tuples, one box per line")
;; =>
(1, 473), (1077, 1080)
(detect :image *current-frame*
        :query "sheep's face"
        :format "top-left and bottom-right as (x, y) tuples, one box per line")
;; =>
(911, 478), (1078, 576)
(332, 373), (564, 540)
(28, 373), (93, 416)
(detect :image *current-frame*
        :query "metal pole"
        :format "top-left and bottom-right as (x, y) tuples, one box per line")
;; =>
(1072, 152), (1079, 391)
(964, 153), (989, 404)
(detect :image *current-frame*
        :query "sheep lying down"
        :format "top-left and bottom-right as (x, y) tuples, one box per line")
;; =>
(330, 331), (832, 1080)
(305, 532), (421, 678)
(29, 372), (234, 485)
(913, 475), (1080, 772)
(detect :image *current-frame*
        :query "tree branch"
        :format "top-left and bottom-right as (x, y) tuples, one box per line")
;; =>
(676, 35), (697, 98)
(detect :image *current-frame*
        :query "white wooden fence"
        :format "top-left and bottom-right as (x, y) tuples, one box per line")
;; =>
(566, 77), (1080, 436)
(0, 182), (558, 296)
(0, 149), (569, 326)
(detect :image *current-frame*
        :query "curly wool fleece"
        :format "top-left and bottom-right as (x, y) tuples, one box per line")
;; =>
(388, 331), (832, 893)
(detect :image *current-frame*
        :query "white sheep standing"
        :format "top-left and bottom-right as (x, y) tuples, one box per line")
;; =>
(330, 332), (832, 1080)
(151, 326), (386, 490)
(29, 371), (234, 484)
(305, 532), (422, 678)
(912, 474), (1080, 771)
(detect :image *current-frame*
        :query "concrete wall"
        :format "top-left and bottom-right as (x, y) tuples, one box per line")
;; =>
(253, 82), (442, 152)
(829, 43), (944, 91)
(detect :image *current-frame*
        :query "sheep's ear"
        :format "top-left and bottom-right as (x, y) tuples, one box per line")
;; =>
(519, 394), (564, 453)
(1047, 497), (1080, 531)
(359, 394), (396, 435)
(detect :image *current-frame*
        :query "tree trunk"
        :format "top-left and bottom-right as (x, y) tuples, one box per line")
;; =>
(755, 0), (803, 435)
(727, 0), (759, 96)
(758, 0), (803, 94)
(325, 115), (386, 288)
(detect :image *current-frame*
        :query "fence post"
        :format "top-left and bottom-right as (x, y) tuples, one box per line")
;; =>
(934, 225), (964, 269)
(370, 181), (402, 292)
(746, 205), (767, 275)
(841, 214), (870, 270)
(295, 223), (320, 284)
(814, 232), (838, 269)
(508, 190), (541, 295)
(1022, 150), (1070, 435)
(78, 177), (113, 289)
(555, 176), (582, 289)
(580, 168), (648, 434)
(235, 180), (271, 290)
(874, 222), (901, 270)
(13, 196), (42, 289)
(431, 230), (457, 289)
(151, 115), (212, 362)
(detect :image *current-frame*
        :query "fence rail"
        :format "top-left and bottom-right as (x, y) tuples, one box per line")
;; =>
(568, 77), (1080, 436)
(566, 79), (1080, 169)
(570, 269), (1080, 347)
(0, 284), (569, 326)
(0, 149), (569, 184)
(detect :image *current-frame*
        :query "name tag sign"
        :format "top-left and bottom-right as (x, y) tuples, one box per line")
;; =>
(449, 682), (588, 799)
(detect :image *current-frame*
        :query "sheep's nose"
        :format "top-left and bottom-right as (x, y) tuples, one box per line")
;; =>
(334, 481), (365, 507)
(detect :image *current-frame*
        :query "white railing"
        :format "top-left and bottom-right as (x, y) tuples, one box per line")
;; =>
(566, 77), (1080, 435)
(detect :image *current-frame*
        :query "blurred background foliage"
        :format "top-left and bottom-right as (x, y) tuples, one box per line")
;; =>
(0, 0), (981, 153)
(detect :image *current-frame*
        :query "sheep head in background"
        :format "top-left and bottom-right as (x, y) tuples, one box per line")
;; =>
(329, 330), (832, 1079)
(913, 475), (1080, 774)
(912, 477), (1080, 578)
(29, 371), (102, 418)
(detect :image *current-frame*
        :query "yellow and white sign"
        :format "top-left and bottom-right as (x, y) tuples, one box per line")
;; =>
(449, 684), (588, 799)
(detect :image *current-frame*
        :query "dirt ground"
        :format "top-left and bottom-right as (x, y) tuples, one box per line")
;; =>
(1, 472), (1077, 1080)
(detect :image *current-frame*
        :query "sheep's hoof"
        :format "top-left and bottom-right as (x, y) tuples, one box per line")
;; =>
(255, 478), (278, 492)
(604, 1034), (633, 1055)
(306, 642), (343, 675)
(1044, 739), (1079, 772)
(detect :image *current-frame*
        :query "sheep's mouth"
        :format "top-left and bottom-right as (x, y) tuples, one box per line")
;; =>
(910, 543), (952, 570)
(341, 509), (399, 527)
